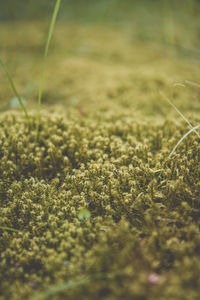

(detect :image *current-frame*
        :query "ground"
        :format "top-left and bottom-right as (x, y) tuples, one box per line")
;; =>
(0, 18), (200, 300)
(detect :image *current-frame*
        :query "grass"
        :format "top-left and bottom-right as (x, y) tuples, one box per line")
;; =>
(0, 0), (61, 235)
(36, 0), (61, 139)
(185, 79), (200, 89)
(30, 276), (91, 300)
(169, 124), (200, 158)
(31, 272), (117, 300)
(0, 58), (29, 121)
(0, 226), (21, 232)
(159, 90), (200, 157)
(0, 0), (61, 139)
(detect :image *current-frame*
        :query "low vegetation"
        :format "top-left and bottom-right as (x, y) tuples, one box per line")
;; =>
(0, 1), (200, 299)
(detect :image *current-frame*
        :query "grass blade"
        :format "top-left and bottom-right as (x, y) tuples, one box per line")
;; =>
(169, 124), (200, 158)
(36, 0), (61, 139)
(185, 80), (200, 89)
(0, 58), (29, 121)
(0, 226), (20, 232)
(30, 276), (90, 300)
(159, 91), (200, 138)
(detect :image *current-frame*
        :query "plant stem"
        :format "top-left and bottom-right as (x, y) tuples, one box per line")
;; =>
(35, 0), (61, 140)
(0, 226), (20, 232)
(169, 124), (200, 158)
(159, 91), (200, 138)
(0, 58), (30, 122)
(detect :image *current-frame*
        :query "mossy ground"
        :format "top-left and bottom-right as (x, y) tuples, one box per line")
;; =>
(0, 19), (200, 300)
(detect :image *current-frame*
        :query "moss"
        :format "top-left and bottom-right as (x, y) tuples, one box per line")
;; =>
(0, 17), (200, 300)
(0, 108), (199, 300)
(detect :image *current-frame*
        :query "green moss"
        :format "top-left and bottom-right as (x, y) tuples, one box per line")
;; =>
(0, 108), (199, 300)
(0, 10), (200, 300)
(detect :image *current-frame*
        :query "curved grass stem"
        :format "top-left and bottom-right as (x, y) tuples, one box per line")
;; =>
(159, 91), (200, 138)
(169, 124), (200, 158)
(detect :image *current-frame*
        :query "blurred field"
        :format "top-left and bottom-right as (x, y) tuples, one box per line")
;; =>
(0, 0), (200, 118)
(1, 0), (200, 49)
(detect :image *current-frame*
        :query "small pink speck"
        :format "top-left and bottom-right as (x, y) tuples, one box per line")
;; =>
(148, 273), (160, 284)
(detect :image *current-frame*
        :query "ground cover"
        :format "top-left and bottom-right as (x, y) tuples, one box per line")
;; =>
(0, 3), (200, 299)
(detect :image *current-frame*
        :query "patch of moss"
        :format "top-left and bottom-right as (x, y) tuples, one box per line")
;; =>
(0, 11), (200, 300)
(0, 108), (200, 300)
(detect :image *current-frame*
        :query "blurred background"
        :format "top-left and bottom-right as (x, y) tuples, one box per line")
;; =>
(0, 0), (200, 117)
(1, 0), (200, 53)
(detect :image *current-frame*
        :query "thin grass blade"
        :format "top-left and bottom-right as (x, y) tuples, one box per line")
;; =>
(173, 82), (186, 87)
(30, 276), (90, 300)
(159, 91), (200, 138)
(36, 0), (61, 138)
(169, 124), (200, 158)
(185, 80), (200, 89)
(0, 58), (29, 121)
(0, 226), (20, 232)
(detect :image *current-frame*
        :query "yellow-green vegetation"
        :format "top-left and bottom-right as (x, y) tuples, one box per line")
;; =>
(0, 108), (200, 300)
(36, 0), (61, 139)
(0, 2), (200, 299)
